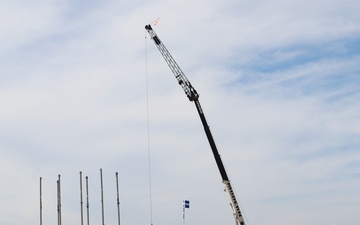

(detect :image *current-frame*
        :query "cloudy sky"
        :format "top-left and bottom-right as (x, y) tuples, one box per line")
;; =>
(0, 0), (359, 225)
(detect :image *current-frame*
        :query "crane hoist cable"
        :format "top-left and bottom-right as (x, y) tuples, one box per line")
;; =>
(145, 30), (154, 225)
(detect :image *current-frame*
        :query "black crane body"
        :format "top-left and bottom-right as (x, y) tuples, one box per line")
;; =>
(145, 24), (246, 225)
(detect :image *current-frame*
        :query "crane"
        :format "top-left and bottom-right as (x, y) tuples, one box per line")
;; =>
(145, 24), (246, 225)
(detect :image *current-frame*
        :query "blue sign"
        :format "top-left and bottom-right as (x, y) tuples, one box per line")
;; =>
(183, 200), (190, 208)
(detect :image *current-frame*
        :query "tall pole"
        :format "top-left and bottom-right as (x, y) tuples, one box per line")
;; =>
(40, 177), (42, 225)
(80, 171), (84, 225)
(59, 175), (62, 225)
(182, 204), (185, 225)
(86, 176), (90, 225)
(183, 200), (190, 225)
(115, 172), (121, 225)
(100, 168), (105, 225)
(57, 175), (62, 225)
(57, 179), (59, 225)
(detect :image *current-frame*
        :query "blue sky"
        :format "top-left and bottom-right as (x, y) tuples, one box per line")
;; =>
(0, 0), (359, 225)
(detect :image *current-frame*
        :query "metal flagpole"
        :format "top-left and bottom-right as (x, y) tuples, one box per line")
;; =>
(86, 176), (90, 225)
(182, 203), (185, 225)
(80, 171), (84, 225)
(116, 172), (121, 225)
(100, 168), (105, 225)
(183, 200), (190, 225)
(59, 175), (62, 225)
(57, 175), (62, 225)
(57, 179), (59, 225)
(40, 177), (42, 225)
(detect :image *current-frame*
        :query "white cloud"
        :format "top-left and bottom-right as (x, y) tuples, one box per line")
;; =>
(0, 0), (359, 225)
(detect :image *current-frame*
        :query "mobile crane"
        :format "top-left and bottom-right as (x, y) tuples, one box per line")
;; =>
(145, 24), (246, 225)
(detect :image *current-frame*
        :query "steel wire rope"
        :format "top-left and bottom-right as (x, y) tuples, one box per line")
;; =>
(145, 30), (154, 225)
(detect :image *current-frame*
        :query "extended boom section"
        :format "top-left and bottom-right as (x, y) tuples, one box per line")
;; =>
(145, 24), (246, 225)
(145, 25), (199, 102)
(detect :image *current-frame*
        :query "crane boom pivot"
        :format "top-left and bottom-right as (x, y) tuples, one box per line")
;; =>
(145, 24), (246, 225)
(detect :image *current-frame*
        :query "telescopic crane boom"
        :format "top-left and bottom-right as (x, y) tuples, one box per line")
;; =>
(145, 24), (246, 225)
